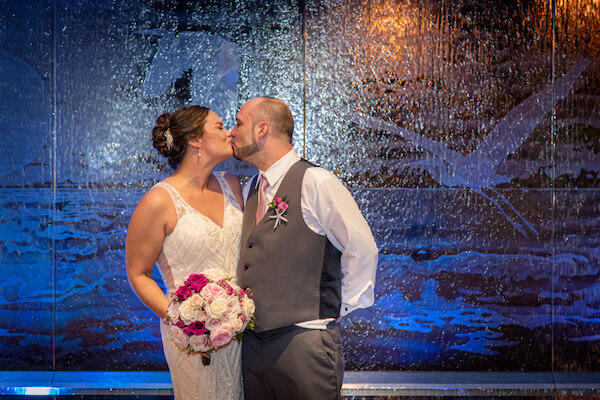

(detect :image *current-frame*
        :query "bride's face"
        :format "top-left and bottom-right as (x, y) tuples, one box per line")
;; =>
(198, 111), (232, 161)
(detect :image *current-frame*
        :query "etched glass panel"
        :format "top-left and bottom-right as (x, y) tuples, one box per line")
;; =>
(552, 0), (600, 372)
(1, 0), (599, 374)
(304, 0), (574, 370)
(0, 0), (54, 370)
(52, 0), (303, 370)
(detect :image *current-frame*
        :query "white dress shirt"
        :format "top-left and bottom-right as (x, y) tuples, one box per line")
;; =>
(243, 149), (379, 329)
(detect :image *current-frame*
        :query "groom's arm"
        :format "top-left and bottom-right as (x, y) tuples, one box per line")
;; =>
(302, 168), (379, 317)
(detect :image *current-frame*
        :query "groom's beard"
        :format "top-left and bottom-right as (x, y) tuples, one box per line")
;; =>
(232, 138), (260, 161)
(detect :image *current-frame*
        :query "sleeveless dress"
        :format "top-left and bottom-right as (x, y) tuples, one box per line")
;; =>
(154, 173), (244, 400)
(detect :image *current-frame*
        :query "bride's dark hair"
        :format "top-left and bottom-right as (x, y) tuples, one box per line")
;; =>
(152, 105), (210, 169)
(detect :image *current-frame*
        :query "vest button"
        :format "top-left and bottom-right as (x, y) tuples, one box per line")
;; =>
(244, 264), (249, 270)
(248, 241), (253, 248)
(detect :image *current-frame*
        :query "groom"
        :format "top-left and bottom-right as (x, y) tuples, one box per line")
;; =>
(231, 96), (378, 400)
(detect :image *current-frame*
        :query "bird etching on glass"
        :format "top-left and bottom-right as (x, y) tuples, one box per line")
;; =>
(344, 60), (590, 237)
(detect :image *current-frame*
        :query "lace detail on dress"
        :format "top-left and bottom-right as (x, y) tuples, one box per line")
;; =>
(154, 182), (188, 220)
(153, 173), (244, 400)
(213, 172), (242, 212)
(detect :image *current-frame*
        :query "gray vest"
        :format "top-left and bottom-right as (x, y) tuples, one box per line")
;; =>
(237, 160), (342, 333)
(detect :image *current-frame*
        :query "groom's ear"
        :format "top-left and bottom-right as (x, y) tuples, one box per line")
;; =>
(256, 121), (269, 138)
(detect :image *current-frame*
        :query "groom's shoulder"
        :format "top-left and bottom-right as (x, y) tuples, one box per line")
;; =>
(303, 163), (345, 187)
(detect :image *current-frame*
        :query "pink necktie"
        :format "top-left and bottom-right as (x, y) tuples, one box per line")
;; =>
(256, 176), (269, 224)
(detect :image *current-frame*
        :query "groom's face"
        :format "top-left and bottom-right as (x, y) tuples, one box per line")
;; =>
(231, 102), (260, 161)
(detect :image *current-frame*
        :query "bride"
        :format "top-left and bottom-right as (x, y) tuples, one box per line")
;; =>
(126, 106), (244, 399)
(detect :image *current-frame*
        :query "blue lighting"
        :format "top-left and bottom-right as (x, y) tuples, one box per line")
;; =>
(4, 387), (61, 396)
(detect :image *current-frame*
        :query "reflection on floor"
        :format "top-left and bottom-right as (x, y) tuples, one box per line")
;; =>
(1, 371), (600, 398)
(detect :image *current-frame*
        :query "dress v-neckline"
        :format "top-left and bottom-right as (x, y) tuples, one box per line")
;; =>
(166, 174), (227, 230)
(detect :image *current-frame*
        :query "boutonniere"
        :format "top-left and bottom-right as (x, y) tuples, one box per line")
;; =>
(268, 196), (288, 230)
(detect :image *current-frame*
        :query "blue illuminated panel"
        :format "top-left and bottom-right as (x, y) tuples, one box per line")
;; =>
(0, 0), (598, 373)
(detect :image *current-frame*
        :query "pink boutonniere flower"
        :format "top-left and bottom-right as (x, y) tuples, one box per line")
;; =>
(267, 195), (289, 230)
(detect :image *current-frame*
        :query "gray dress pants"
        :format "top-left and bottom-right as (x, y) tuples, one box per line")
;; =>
(242, 321), (344, 400)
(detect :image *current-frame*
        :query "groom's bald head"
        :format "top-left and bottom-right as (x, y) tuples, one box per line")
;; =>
(249, 97), (294, 143)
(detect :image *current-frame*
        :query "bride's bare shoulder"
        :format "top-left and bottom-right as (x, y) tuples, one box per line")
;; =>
(135, 183), (174, 215)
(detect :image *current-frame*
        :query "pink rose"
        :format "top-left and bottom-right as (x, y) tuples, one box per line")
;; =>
(175, 285), (192, 301)
(170, 325), (189, 350)
(175, 318), (186, 329)
(275, 196), (282, 203)
(189, 334), (212, 353)
(188, 282), (205, 292)
(200, 282), (227, 300)
(186, 273), (208, 285)
(186, 274), (208, 292)
(210, 324), (234, 348)
(205, 317), (224, 332)
(277, 201), (288, 212)
(226, 296), (242, 315)
(183, 321), (207, 336)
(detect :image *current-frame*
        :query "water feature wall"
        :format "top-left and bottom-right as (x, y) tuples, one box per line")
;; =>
(0, 0), (599, 372)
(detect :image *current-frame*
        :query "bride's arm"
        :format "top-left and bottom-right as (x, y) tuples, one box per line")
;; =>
(126, 188), (174, 319)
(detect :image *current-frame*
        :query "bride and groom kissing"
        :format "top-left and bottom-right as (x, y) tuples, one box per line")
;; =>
(126, 96), (378, 399)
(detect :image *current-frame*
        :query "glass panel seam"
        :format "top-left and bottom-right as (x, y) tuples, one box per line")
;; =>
(301, 0), (307, 158)
(551, 0), (557, 374)
(51, 0), (58, 372)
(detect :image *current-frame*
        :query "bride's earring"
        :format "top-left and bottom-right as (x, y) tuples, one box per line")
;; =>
(198, 147), (202, 158)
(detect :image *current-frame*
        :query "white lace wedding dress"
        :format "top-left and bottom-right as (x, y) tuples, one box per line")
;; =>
(154, 173), (243, 400)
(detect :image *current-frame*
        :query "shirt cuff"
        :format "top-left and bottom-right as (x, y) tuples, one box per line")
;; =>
(340, 281), (374, 316)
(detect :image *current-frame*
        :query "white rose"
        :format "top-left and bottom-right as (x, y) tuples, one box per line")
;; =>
(170, 325), (189, 350)
(226, 296), (242, 316)
(196, 310), (208, 322)
(179, 299), (199, 324)
(206, 297), (228, 319)
(242, 298), (255, 318)
(203, 268), (229, 281)
(189, 293), (205, 308)
(167, 303), (181, 322)
(229, 315), (244, 332)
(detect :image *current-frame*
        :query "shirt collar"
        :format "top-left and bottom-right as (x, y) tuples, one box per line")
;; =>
(256, 149), (300, 189)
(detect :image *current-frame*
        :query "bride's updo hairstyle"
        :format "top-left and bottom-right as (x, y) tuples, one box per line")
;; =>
(152, 105), (210, 169)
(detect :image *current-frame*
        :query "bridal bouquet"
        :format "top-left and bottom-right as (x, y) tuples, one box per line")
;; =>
(166, 269), (255, 365)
